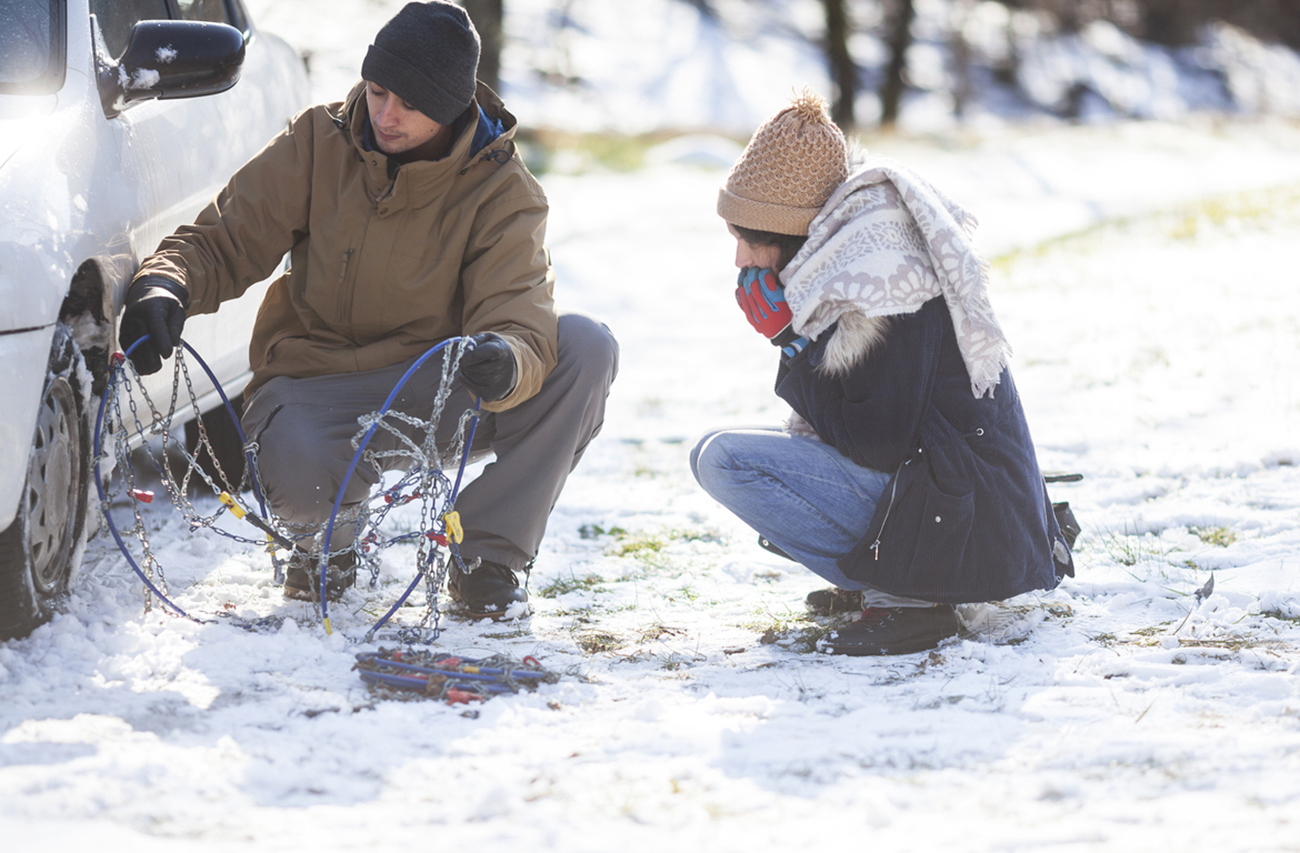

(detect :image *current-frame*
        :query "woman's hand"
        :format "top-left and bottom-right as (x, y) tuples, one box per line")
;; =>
(735, 267), (808, 359)
(735, 267), (793, 339)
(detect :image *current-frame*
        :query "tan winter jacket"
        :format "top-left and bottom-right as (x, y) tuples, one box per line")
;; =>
(135, 82), (557, 412)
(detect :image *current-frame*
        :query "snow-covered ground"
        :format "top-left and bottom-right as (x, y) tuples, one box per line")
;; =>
(5, 2), (1300, 850)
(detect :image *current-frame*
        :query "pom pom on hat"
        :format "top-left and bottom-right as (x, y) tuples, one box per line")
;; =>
(717, 91), (849, 236)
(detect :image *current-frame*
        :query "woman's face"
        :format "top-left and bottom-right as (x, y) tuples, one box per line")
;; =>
(728, 225), (782, 270)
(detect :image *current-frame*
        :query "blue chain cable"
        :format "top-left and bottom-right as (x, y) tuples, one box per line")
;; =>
(95, 335), (479, 638)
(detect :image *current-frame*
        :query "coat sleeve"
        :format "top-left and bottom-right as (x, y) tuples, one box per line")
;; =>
(776, 299), (945, 472)
(132, 107), (318, 316)
(458, 171), (559, 412)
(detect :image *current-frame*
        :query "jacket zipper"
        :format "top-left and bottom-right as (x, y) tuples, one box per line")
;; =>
(337, 248), (355, 321)
(870, 453), (917, 560)
(337, 248), (354, 287)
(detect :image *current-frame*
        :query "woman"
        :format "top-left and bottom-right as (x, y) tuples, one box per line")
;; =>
(691, 94), (1074, 656)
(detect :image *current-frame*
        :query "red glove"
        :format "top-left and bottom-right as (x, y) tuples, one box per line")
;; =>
(735, 267), (793, 339)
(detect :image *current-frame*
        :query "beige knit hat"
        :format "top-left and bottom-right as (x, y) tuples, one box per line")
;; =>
(717, 92), (849, 236)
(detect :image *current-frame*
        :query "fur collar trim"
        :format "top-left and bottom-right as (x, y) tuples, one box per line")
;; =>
(819, 311), (891, 377)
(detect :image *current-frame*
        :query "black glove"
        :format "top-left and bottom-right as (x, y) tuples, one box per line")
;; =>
(458, 333), (517, 403)
(120, 275), (189, 375)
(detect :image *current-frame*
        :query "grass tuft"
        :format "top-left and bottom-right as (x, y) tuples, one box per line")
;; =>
(1262, 609), (1300, 625)
(517, 129), (702, 175)
(991, 183), (1300, 274)
(578, 523), (628, 540)
(538, 573), (607, 598)
(1097, 524), (1170, 568)
(572, 629), (624, 654)
(604, 526), (723, 571)
(744, 612), (835, 654)
(612, 534), (667, 559)
(1191, 525), (1238, 548)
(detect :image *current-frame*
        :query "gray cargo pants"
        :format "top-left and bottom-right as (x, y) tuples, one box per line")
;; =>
(240, 313), (618, 572)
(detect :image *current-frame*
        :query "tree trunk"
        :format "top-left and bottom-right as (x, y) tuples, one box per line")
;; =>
(951, 0), (974, 120)
(823, 0), (857, 128)
(879, 0), (916, 128)
(464, 0), (505, 93)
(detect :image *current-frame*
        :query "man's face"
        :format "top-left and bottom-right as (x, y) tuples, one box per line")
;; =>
(365, 81), (445, 155)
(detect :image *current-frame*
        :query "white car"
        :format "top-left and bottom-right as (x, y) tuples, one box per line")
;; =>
(0, 0), (310, 639)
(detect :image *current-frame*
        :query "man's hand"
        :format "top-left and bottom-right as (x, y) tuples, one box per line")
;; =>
(735, 267), (794, 340)
(119, 275), (189, 375)
(458, 332), (518, 402)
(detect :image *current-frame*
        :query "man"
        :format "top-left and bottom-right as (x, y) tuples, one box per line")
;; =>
(119, 1), (618, 618)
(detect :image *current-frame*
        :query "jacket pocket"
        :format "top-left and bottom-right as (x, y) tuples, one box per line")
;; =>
(909, 484), (976, 581)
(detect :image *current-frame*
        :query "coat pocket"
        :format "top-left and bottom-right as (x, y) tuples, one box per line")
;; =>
(909, 484), (976, 582)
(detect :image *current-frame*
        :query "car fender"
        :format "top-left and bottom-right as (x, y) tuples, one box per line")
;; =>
(0, 327), (59, 531)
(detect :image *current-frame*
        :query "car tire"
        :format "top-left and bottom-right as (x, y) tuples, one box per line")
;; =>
(184, 393), (247, 491)
(0, 327), (90, 641)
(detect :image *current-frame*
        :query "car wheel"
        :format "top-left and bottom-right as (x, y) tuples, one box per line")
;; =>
(0, 329), (89, 641)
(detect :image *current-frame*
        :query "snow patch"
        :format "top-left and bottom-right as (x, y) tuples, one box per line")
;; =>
(127, 68), (161, 90)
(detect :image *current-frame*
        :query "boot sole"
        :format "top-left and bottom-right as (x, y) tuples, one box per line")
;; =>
(282, 575), (354, 603)
(282, 586), (347, 603)
(461, 602), (531, 621)
(818, 632), (955, 656)
(817, 612), (961, 656)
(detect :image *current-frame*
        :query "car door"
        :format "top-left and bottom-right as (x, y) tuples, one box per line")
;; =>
(0, 0), (308, 642)
(93, 0), (302, 412)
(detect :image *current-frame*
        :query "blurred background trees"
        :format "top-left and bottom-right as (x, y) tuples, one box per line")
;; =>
(464, 0), (505, 92)
(813, 0), (1300, 128)
(465, 0), (1300, 134)
(1009, 0), (1300, 47)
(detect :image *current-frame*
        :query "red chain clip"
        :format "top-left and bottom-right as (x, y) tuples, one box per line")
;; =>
(444, 689), (483, 705)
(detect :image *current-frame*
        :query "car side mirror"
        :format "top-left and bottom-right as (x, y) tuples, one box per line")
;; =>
(97, 19), (245, 118)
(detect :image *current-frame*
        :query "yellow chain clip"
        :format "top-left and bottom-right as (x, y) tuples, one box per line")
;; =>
(442, 510), (464, 544)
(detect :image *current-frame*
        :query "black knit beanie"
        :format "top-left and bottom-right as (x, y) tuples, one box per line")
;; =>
(361, 1), (480, 125)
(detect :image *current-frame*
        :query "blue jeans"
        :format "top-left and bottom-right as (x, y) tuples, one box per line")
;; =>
(691, 427), (931, 608)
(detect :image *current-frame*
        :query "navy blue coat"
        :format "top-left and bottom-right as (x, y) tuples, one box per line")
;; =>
(776, 296), (1073, 603)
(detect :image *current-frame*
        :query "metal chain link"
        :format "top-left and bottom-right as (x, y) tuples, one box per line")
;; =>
(102, 339), (478, 641)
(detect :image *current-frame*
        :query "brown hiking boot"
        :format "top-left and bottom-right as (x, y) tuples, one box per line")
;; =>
(283, 550), (357, 602)
(447, 560), (529, 620)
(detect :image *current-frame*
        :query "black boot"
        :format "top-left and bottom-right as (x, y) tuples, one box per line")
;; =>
(448, 560), (529, 620)
(816, 605), (961, 656)
(283, 550), (357, 602)
(805, 587), (865, 615)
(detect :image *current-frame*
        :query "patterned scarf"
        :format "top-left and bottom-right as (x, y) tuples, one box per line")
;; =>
(781, 158), (1011, 398)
